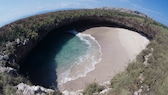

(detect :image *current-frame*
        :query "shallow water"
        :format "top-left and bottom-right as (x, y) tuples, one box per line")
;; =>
(56, 30), (102, 85)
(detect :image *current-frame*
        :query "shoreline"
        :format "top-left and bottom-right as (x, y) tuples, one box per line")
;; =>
(58, 27), (149, 92)
(57, 32), (102, 86)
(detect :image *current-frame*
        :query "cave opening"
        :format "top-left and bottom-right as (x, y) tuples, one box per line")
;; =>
(18, 20), (118, 89)
(18, 19), (150, 89)
(19, 27), (76, 89)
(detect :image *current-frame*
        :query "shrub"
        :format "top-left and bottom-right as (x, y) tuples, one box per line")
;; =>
(83, 83), (104, 95)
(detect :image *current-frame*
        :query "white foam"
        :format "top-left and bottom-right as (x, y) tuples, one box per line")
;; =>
(57, 31), (102, 86)
(67, 29), (78, 35)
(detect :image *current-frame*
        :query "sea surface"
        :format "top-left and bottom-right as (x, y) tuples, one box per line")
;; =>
(19, 29), (101, 88)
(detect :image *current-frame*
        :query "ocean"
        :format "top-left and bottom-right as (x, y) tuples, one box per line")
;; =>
(56, 30), (102, 85)
(19, 29), (101, 88)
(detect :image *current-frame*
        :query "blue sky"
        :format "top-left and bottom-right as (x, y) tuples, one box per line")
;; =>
(0, 0), (167, 27)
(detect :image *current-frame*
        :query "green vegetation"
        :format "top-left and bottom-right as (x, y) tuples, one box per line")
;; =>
(0, 72), (30, 95)
(83, 17), (168, 95)
(83, 83), (104, 95)
(0, 8), (168, 94)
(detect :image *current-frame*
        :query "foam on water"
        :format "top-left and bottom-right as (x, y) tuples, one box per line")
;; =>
(55, 30), (102, 85)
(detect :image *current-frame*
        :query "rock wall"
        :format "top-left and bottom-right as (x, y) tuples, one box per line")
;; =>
(2, 14), (155, 69)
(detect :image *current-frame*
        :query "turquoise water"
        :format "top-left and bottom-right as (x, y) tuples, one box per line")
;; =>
(19, 29), (101, 88)
(55, 36), (88, 69)
(56, 30), (102, 85)
(55, 33), (89, 84)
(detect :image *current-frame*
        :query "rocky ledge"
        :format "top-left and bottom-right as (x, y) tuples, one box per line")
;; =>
(16, 83), (54, 95)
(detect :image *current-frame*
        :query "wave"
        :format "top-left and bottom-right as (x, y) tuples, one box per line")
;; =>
(57, 30), (102, 85)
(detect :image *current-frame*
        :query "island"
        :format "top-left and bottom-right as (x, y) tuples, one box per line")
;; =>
(0, 8), (168, 95)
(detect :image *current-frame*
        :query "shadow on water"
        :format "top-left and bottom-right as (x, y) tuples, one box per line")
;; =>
(18, 20), (127, 90)
(19, 28), (75, 89)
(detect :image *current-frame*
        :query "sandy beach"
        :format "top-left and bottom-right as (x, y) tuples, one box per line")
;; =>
(59, 27), (149, 92)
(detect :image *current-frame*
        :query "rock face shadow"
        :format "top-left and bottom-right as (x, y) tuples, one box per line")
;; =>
(19, 28), (75, 89)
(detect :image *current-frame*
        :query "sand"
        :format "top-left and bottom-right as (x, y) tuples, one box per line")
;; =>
(59, 27), (149, 92)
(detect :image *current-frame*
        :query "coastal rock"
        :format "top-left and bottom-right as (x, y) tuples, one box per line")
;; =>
(99, 88), (111, 95)
(139, 73), (145, 83)
(16, 83), (54, 95)
(0, 55), (3, 60)
(0, 66), (18, 76)
(23, 38), (29, 45)
(62, 90), (83, 95)
(143, 48), (153, 65)
(3, 54), (9, 60)
(15, 38), (21, 44)
(134, 89), (143, 95)
(5, 41), (14, 47)
(0, 55), (3, 65)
